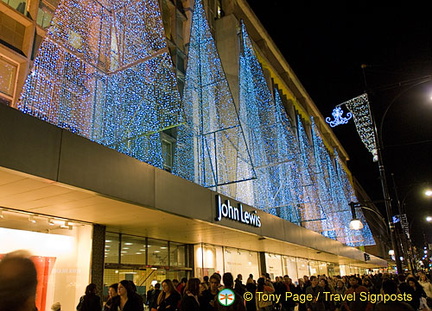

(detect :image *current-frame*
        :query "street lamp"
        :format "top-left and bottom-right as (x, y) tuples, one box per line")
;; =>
(349, 202), (387, 230)
(426, 190), (432, 197)
(426, 216), (432, 222)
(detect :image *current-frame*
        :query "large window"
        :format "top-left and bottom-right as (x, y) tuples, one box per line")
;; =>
(0, 56), (17, 105)
(194, 244), (259, 280)
(105, 233), (188, 268)
(148, 239), (169, 266)
(0, 209), (93, 311)
(37, 0), (59, 28)
(103, 233), (190, 301)
(1, 0), (26, 13)
(104, 232), (120, 264)
(0, 11), (25, 51)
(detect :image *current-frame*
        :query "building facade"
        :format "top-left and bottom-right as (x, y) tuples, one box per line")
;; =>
(0, 0), (389, 310)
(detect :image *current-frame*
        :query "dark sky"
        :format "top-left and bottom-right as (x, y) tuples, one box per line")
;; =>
(245, 1), (432, 247)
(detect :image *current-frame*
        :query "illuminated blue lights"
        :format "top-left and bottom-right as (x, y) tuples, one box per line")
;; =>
(16, 0), (376, 247)
(326, 106), (353, 127)
(18, 0), (183, 168)
(173, 0), (255, 188)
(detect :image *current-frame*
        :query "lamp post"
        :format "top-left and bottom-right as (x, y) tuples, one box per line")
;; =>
(349, 202), (393, 260)
(363, 73), (432, 274)
(368, 102), (403, 273)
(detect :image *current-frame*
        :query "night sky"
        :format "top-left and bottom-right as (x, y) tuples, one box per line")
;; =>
(245, 1), (432, 247)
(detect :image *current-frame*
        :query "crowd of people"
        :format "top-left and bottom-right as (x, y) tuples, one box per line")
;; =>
(101, 271), (432, 311)
(100, 271), (432, 311)
(1, 249), (432, 311)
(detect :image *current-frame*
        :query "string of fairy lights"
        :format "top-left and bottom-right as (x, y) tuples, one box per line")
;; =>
(172, 0), (255, 189)
(17, 0), (374, 246)
(18, 0), (183, 168)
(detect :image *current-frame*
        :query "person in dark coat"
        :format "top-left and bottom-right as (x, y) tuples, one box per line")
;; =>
(215, 273), (246, 311)
(180, 278), (201, 311)
(245, 276), (257, 311)
(200, 274), (221, 311)
(111, 280), (143, 311)
(77, 283), (102, 311)
(234, 274), (247, 296)
(156, 279), (181, 311)
(305, 276), (325, 311)
(147, 283), (161, 310)
(406, 277), (427, 311)
(103, 283), (118, 311)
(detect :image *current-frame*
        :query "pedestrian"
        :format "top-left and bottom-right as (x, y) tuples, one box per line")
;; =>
(215, 272), (246, 311)
(246, 276), (257, 311)
(375, 279), (414, 311)
(103, 283), (118, 311)
(177, 278), (187, 295)
(156, 279), (181, 311)
(204, 276), (210, 288)
(343, 276), (372, 311)
(0, 250), (38, 311)
(235, 274), (247, 296)
(76, 283), (101, 311)
(334, 280), (346, 311)
(51, 302), (61, 311)
(180, 278), (201, 311)
(406, 277), (427, 311)
(147, 283), (161, 311)
(200, 273), (221, 311)
(305, 276), (325, 311)
(256, 277), (275, 311)
(419, 272), (432, 298)
(319, 279), (334, 311)
(111, 280), (143, 311)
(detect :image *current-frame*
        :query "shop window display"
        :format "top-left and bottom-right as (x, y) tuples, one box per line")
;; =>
(0, 210), (92, 311)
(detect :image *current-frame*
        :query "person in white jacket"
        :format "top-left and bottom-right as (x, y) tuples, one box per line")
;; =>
(418, 271), (432, 298)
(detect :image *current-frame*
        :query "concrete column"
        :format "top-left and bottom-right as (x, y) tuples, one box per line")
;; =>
(91, 224), (106, 293)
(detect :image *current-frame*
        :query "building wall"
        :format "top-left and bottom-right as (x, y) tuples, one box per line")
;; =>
(0, 0), (387, 280)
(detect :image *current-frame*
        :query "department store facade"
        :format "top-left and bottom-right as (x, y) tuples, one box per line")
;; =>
(0, 0), (388, 310)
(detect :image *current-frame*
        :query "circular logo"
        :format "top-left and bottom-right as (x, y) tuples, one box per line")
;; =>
(218, 288), (236, 306)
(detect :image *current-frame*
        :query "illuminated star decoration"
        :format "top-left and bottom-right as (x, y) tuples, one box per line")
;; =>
(18, 0), (183, 168)
(325, 106), (353, 127)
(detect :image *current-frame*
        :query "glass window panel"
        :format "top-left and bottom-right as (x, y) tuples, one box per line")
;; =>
(169, 243), (186, 267)
(162, 139), (173, 171)
(0, 57), (17, 97)
(0, 12), (24, 50)
(148, 239), (168, 266)
(105, 232), (120, 263)
(37, 1), (55, 29)
(265, 253), (283, 280)
(120, 235), (147, 265)
(2, 0), (26, 13)
(224, 247), (259, 280)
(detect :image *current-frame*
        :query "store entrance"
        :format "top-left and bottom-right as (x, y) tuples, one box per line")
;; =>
(103, 265), (192, 304)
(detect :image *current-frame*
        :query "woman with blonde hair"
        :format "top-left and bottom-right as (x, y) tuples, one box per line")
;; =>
(419, 271), (432, 298)
(156, 279), (181, 311)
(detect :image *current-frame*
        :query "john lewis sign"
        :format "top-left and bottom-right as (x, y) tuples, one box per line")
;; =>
(216, 195), (261, 228)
